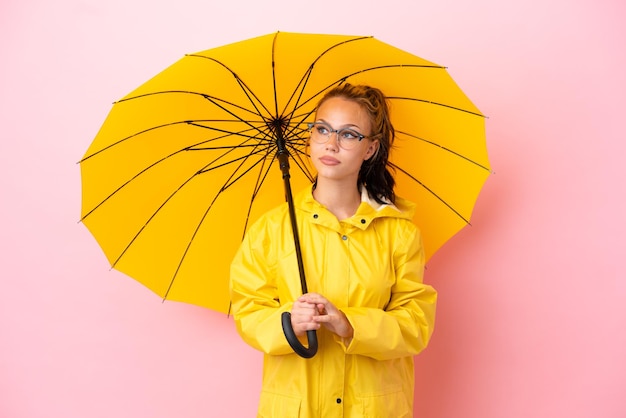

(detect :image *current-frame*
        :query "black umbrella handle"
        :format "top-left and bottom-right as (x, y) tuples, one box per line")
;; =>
(275, 132), (318, 359)
(281, 312), (319, 358)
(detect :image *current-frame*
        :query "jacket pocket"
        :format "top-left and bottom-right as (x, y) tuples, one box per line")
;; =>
(357, 387), (411, 418)
(257, 390), (302, 418)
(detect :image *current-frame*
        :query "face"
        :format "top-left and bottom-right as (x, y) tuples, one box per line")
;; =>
(309, 97), (379, 184)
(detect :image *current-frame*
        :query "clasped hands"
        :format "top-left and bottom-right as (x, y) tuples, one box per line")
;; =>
(290, 293), (354, 341)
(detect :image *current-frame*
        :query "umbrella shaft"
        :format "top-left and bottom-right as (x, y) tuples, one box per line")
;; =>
(277, 150), (308, 294)
(275, 131), (317, 358)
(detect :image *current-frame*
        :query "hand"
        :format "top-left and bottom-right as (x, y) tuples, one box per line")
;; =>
(295, 293), (354, 340)
(290, 296), (322, 337)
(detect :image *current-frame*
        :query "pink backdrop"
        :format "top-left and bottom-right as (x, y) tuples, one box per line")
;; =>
(1, 0), (624, 417)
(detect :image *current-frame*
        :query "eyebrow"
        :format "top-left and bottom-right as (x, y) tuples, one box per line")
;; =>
(316, 119), (362, 130)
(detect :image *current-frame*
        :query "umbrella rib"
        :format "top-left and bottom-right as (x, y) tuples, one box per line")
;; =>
(162, 142), (275, 300)
(165, 128), (299, 299)
(276, 35), (433, 123)
(185, 54), (275, 122)
(280, 64), (484, 142)
(276, 34), (371, 126)
(187, 121), (273, 147)
(110, 170), (200, 270)
(266, 34), (381, 130)
(288, 150), (315, 182)
(271, 33), (279, 118)
(390, 162), (471, 225)
(287, 64), (452, 117)
(190, 95), (317, 198)
(80, 115), (267, 163)
(196, 95), (275, 141)
(197, 141), (272, 180)
(280, 69), (317, 137)
(272, 32), (372, 126)
(388, 95), (485, 118)
(110, 138), (274, 274)
(198, 123), (312, 191)
(239, 151), (276, 240)
(284, 126), (315, 181)
(81, 125), (269, 221)
(118, 88), (277, 142)
(396, 130), (492, 172)
(115, 90), (260, 115)
(80, 120), (189, 162)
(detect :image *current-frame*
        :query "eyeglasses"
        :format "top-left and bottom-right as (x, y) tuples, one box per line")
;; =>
(307, 122), (369, 150)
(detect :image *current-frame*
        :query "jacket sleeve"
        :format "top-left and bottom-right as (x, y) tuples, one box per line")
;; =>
(338, 224), (437, 360)
(229, 218), (296, 355)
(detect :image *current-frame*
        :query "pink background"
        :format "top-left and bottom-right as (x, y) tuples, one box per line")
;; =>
(1, 0), (624, 417)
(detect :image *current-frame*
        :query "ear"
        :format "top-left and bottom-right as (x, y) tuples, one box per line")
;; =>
(364, 139), (379, 161)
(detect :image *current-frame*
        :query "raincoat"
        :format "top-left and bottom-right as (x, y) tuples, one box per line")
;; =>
(230, 186), (437, 418)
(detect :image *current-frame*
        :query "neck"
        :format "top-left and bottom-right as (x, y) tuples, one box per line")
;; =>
(313, 178), (362, 220)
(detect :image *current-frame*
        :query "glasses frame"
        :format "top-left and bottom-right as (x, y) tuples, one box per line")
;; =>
(307, 122), (369, 150)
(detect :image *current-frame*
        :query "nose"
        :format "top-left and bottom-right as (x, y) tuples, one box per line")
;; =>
(325, 131), (340, 151)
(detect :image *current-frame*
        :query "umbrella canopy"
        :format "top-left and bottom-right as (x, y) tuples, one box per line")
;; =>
(80, 32), (490, 315)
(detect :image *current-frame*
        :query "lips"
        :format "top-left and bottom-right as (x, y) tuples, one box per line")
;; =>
(319, 156), (340, 165)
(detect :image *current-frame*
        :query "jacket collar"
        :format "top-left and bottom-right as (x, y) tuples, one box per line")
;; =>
(296, 186), (415, 230)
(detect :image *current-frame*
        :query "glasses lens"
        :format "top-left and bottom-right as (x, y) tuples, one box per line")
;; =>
(310, 123), (329, 144)
(308, 123), (364, 150)
(336, 128), (361, 150)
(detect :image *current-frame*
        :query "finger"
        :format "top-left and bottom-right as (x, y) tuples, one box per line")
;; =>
(316, 303), (328, 314)
(294, 298), (317, 307)
(292, 301), (317, 314)
(312, 314), (332, 323)
(295, 322), (321, 332)
(292, 321), (320, 336)
(299, 293), (328, 304)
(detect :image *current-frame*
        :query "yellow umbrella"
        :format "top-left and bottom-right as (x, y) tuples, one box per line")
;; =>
(80, 32), (490, 318)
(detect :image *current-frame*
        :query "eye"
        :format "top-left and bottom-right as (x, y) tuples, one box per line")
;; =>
(339, 129), (361, 140)
(316, 125), (330, 135)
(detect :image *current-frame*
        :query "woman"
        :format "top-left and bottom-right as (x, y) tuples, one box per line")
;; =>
(230, 84), (437, 417)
